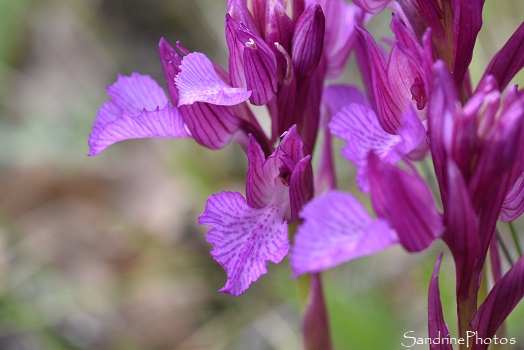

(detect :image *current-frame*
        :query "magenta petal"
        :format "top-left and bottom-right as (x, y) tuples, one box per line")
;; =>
(483, 22), (524, 90)
(356, 27), (404, 133)
(226, 14), (248, 89)
(289, 155), (313, 221)
(472, 256), (524, 349)
(428, 61), (459, 205)
(317, 0), (362, 78)
(369, 154), (443, 252)
(106, 73), (169, 117)
(242, 41), (278, 105)
(301, 274), (332, 350)
(396, 106), (426, 155)
(323, 84), (368, 116)
(234, 26), (278, 105)
(227, 0), (259, 37)
(428, 254), (452, 350)
(329, 103), (401, 192)
(265, 0), (293, 53)
(246, 125), (311, 212)
(451, 0), (484, 89)
(501, 172), (524, 222)
(199, 191), (289, 296)
(246, 135), (281, 209)
(353, 0), (391, 13)
(279, 124), (308, 164)
(178, 103), (241, 149)
(176, 52), (251, 106)
(291, 3), (326, 78)
(443, 160), (480, 300)
(158, 38), (183, 105)
(89, 103), (189, 156)
(291, 190), (397, 276)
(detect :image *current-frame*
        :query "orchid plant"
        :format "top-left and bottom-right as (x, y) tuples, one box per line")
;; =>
(88, 0), (524, 348)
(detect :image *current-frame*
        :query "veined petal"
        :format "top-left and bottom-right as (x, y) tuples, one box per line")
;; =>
(317, 0), (362, 78)
(246, 135), (281, 209)
(291, 3), (326, 78)
(289, 155), (313, 221)
(176, 52), (251, 106)
(387, 45), (420, 113)
(323, 85), (368, 117)
(246, 125), (310, 211)
(428, 61), (459, 206)
(158, 38), (183, 105)
(266, 0), (293, 53)
(178, 103), (241, 149)
(236, 28), (279, 105)
(89, 73), (189, 155)
(443, 160), (480, 300)
(330, 103), (400, 192)
(199, 191), (289, 296)
(356, 27), (404, 133)
(291, 190), (397, 276)
(396, 106), (427, 155)
(472, 256), (524, 349)
(106, 73), (169, 117)
(501, 172), (524, 222)
(227, 0), (259, 37)
(353, 0), (391, 13)
(226, 14), (247, 89)
(279, 124), (308, 163)
(369, 154), (443, 252)
(243, 42), (278, 105)
(89, 103), (189, 156)
(396, 0), (445, 43)
(451, 0), (484, 89)
(428, 254), (453, 350)
(483, 22), (524, 90)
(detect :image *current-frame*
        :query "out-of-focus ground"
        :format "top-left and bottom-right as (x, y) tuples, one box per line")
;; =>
(0, 0), (523, 349)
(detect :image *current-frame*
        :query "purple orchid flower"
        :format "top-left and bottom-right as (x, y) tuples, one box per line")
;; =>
(427, 61), (524, 340)
(88, 73), (190, 156)
(353, 0), (393, 14)
(355, 15), (433, 134)
(199, 125), (312, 295)
(395, 0), (484, 93)
(290, 83), (442, 276)
(88, 41), (270, 156)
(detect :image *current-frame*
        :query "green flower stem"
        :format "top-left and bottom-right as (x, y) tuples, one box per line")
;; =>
(508, 221), (522, 257)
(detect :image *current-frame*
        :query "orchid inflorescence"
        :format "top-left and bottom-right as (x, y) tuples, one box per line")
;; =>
(88, 0), (524, 348)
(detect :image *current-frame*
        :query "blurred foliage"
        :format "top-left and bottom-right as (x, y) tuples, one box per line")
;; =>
(0, 0), (522, 349)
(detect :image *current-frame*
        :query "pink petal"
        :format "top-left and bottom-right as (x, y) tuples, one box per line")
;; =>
(369, 154), (443, 252)
(501, 172), (524, 222)
(329, 103), (401, 192)
(289, 155), (313, 221)
(178, 102), (241, 149)
(322, 84), (368, 116)
(483, 21), (524, 91)
(319, 0), (363, 78)
(428, 254), (453, 350)
(89, 104), (189, 156)
(107, 73), (168, 117)
(199, 191), (289, 296)
(291, 190), (397, 276)
(353, 0), (391, 13)
(236, 28), (278, 105)
(246, 135), (281, 209)
(356, 27), (404, 134)
(472, 256), (524, 349)
(175, 52), (251, 106)
(158, 38), (183, 105)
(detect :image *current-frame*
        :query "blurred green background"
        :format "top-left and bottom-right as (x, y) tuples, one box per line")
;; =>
(0, 0), (523, 349)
